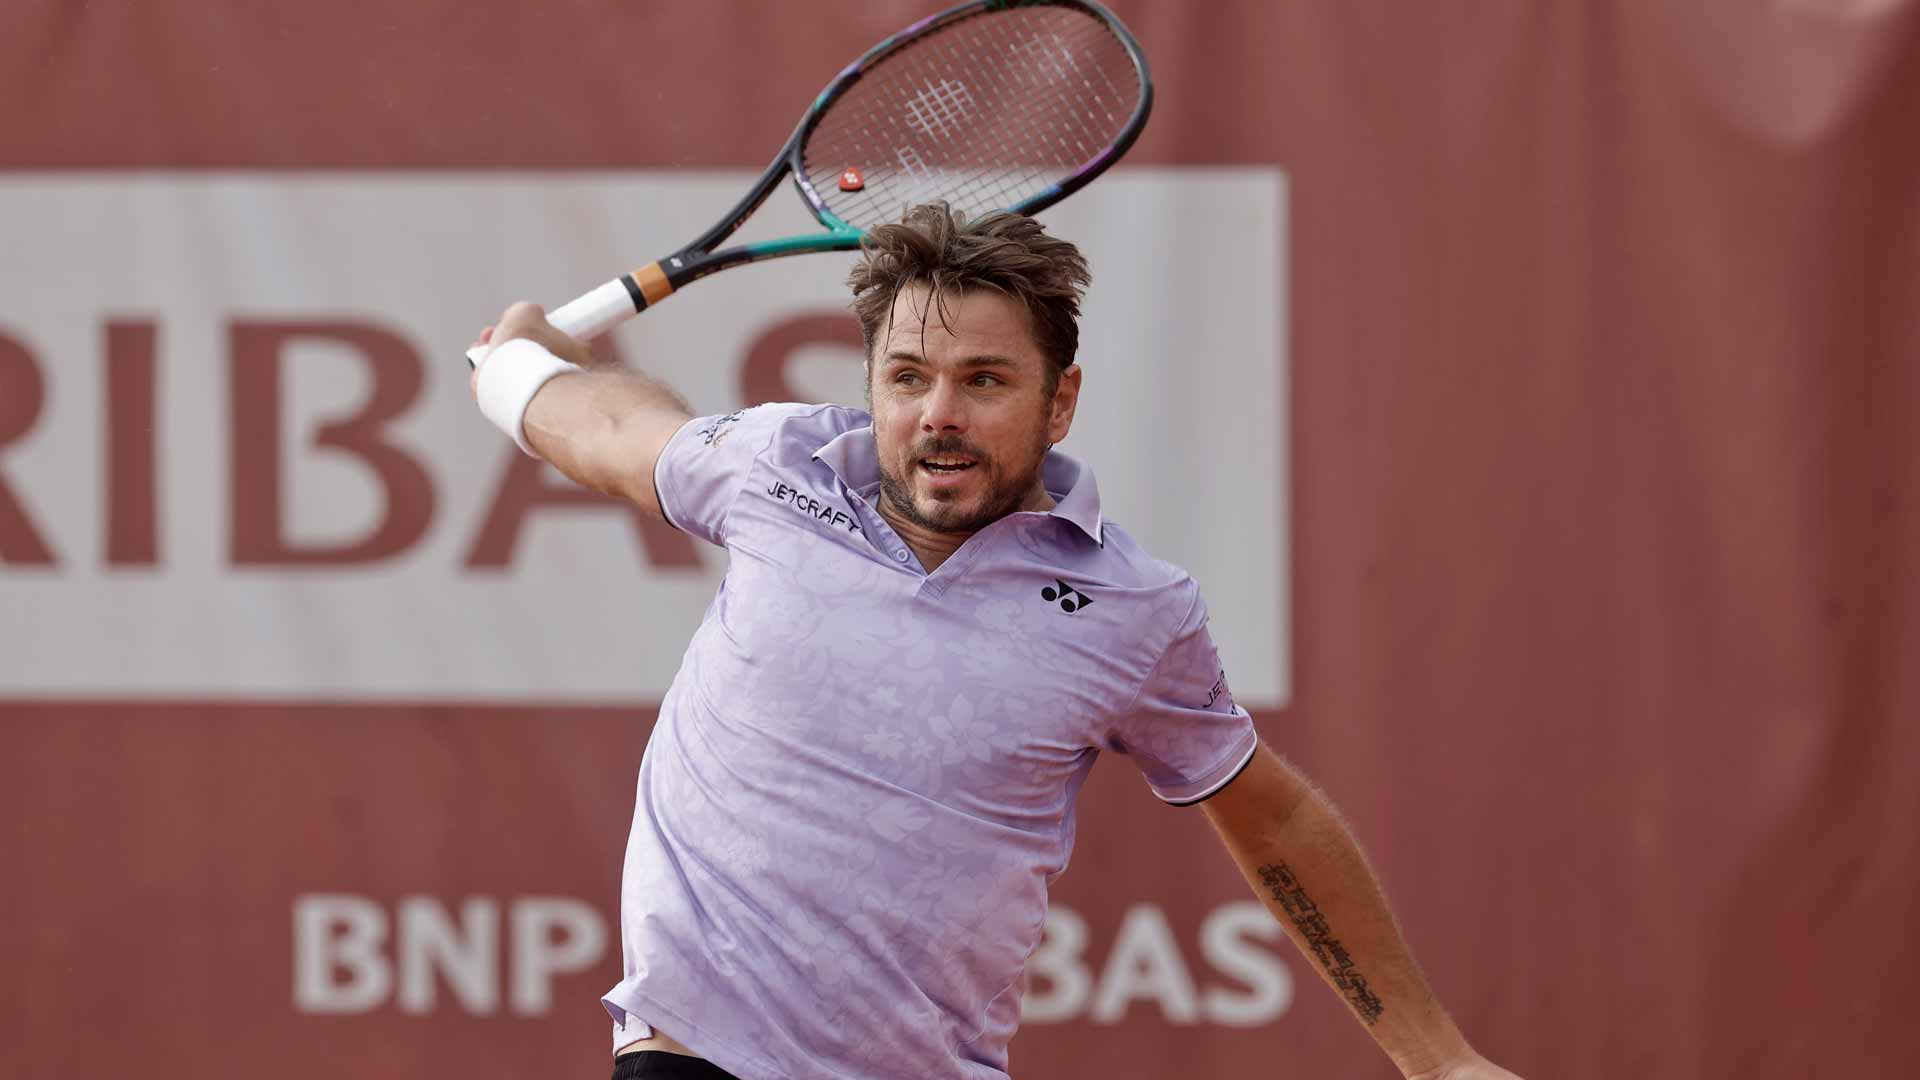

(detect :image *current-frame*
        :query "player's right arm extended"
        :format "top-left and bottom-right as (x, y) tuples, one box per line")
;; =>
(472, 301), (693, 519)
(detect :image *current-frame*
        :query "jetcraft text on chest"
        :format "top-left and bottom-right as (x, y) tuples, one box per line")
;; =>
(764, 480), (862, 533)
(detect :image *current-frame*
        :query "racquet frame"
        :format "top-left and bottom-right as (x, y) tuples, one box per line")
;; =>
(469, 0), (1151, 366)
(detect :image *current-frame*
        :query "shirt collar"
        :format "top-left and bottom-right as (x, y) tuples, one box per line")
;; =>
(813, 423), (1105, 545)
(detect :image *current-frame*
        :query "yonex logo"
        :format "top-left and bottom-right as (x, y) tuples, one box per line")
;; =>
(1041, 579), (1093, 614)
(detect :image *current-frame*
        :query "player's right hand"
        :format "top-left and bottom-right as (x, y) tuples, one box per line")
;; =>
(472, 302), (594, 371)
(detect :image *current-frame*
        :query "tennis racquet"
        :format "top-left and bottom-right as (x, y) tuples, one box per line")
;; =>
(467, 0), (1152, 367)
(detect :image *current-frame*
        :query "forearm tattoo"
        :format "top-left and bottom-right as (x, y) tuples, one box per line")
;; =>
(1259, 862), (1386, 1025)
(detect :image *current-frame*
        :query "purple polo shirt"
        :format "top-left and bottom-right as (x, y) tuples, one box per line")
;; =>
(603, 403), (1258, 1079)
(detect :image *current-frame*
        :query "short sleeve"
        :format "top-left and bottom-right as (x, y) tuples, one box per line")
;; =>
(652, 404), (812, 546)
(1110, 585), (1259, 806)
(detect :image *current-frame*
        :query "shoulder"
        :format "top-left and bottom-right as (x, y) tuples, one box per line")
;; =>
(1057, 520), (1204, 634)
(760, 403), (869, 464)
(1081, 521), (1194, 593)
(682, 402), (865, 458)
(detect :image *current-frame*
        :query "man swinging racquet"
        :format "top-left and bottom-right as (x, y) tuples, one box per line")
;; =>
(470, 205), (1525, 1080)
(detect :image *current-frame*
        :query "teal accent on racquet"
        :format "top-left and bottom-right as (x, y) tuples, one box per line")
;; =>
(465, 0), (1152, 368)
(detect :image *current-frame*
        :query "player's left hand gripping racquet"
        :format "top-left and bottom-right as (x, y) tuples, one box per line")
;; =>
(466, 0), (1151, 367)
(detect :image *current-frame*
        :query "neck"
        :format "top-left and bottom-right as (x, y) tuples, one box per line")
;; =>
(880, 482), (1055, 572)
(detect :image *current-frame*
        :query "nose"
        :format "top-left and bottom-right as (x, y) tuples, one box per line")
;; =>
(920, 376), (968, 434)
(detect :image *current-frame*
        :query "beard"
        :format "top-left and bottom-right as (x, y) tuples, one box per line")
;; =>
(876, 426), (1051, 537)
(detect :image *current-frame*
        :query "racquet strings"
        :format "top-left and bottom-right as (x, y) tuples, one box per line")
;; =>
(802, 5), (1143, 230)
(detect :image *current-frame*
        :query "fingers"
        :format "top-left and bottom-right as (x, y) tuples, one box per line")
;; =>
(489, 301), (592, 368)
(494, 301), (548, 341)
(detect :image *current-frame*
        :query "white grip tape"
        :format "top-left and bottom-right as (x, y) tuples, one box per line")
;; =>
(546, 278), (640, 340)
(464, 278), (636, 367)
(475, 338), (583, 457)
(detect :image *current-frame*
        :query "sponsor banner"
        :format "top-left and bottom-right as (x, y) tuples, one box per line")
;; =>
(286, 895), (1292, 1028)
(0, 169), (1288, 705)
(0, 703), (1327, 1079)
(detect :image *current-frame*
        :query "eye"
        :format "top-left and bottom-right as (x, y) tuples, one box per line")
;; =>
(893, 370), (922, 386)
(970, 373), (1003, 388)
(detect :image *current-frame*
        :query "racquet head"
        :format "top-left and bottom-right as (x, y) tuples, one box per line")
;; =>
(467, 1), (1152, 365)
(792, 0), (1152, 234)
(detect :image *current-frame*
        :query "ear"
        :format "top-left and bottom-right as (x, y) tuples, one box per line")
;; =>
(1047, 364), (1082, 444)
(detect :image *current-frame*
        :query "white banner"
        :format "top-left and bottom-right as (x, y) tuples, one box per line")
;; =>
(0, 170), (1288, 703)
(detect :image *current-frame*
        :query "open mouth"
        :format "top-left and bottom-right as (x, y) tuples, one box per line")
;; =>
(918, 456), (979, 476)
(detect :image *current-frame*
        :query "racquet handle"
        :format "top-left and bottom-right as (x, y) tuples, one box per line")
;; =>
(465, 265), (671, 368)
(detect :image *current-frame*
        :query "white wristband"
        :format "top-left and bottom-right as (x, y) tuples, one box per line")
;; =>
(475, 338), (582, 457)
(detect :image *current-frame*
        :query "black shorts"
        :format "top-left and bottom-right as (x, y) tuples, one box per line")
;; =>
(611, 1051), (741, 1080)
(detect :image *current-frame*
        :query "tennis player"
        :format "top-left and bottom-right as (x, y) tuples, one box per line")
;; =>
(469, 204), (1524, 1080)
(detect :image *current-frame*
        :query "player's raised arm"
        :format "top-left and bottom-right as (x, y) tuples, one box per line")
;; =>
(470, 301), (693, 518)
(1200, 743), (1525, 1080)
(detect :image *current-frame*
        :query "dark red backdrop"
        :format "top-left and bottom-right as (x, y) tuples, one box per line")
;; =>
(4, 3), (1918, 1077)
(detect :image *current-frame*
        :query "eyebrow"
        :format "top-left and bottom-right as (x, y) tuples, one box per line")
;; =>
(882, 351), (1020, 369)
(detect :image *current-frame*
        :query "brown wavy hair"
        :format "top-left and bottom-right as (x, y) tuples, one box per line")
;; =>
(847, 202), (1091, 391)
